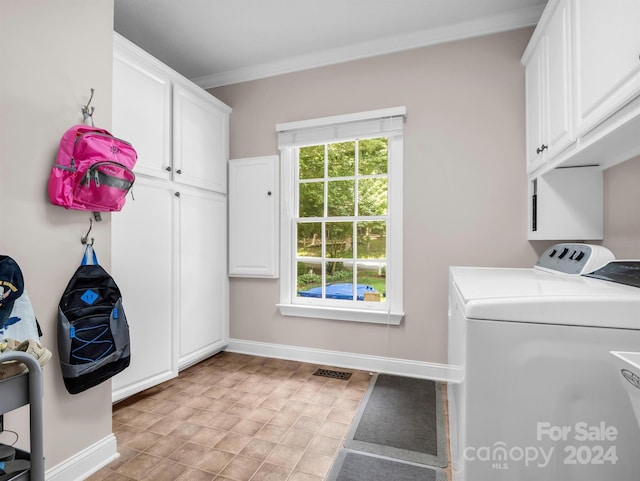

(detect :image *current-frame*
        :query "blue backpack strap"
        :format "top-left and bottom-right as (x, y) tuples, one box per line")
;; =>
(81, 245), (99, 266)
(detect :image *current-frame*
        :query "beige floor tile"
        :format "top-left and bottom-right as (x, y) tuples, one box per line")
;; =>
(194, 448), (234, 474)
(295, 451), (335, 478)
(250, 462), (291, 480)
(218, 455), (262, 481)
(265, 444), (305, 470)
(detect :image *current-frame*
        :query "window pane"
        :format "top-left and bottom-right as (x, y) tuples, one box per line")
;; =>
(299, 182), (324, 217)
(326, 262), (354, 300)
(297, 222), (322, 257)
(358, 178), (388, 216)
(359, 138), (388, 175)
(326, 222), (353, 259)
(357, 261), (386, 303)
(357, 221), (386, 259)
(328, 141), (355, 177)
(327, 180), (354, 216)
(296, 261), (322, 298)
(299, 145), (324, 179)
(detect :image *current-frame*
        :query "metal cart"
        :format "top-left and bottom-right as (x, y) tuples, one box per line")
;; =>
(0, 352), (44, 481)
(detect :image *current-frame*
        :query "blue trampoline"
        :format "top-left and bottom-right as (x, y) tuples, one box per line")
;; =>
(298, 283), (377, 301)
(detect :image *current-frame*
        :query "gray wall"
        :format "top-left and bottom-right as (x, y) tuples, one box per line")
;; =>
(603, 156), (640, 257)
(211, 28), (546, 364)
(0, 0), (114, 469)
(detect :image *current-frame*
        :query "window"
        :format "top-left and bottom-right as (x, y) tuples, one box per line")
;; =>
(277, 108), (405, 324)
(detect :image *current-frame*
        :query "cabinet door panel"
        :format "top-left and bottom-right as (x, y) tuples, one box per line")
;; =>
(178, 188), (228, 368)
(111, 179), (176, 402)
(113, 45), (171, 180)
(576, 0), (640, 133)
(525, 39), (546, 173)
(173, 84), (228, 193)
(546, 0), (573, 158)
(229, 156), (279, 278)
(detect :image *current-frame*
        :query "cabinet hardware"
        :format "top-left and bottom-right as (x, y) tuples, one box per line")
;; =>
(165, 166), (172, 172)
(267, 191), (272, 196)
(536, 144), (548, 154)
(176, 169), (182, 174)
(175, 192), (181, 198)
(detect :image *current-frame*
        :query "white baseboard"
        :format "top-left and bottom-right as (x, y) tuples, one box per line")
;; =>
(46, 434), (118, 481)
(226, 338), (461, 383)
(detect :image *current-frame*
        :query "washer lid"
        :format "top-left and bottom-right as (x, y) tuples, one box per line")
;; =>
(450, 266), (640, 328)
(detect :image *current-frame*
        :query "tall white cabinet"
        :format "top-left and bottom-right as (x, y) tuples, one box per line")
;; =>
(111, 33), (230, 402)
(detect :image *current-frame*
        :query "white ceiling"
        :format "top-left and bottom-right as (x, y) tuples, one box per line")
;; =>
(114, 0), (547, 89)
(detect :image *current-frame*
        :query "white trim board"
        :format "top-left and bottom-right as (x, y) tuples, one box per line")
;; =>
(226, 338), (462, 384)
(46, 434), (118, 481)
(193, 5), (544, 89)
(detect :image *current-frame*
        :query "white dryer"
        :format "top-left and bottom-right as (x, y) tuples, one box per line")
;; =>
(448, 243), (640, 481)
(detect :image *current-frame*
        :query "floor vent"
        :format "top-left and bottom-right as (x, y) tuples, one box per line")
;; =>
(313, 368), (352, 380)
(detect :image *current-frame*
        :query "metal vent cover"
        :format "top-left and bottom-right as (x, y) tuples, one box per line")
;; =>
(313, 368), (352, 380)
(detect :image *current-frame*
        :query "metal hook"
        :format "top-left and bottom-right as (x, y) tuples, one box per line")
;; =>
(82, 88), (95, 125)
(81, 218), (95, 246)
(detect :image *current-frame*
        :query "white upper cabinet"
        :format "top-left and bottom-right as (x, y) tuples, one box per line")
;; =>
(173, 83), (229, 193)
(523, 0), (640, 176)
(113, 43), (172, 180)
(113, 33), (230, 192)
(574, 0), (640, 137)
(523, 0), (574, 174)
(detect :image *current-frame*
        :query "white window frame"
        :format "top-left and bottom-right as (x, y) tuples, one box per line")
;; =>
(276, 107), (405, 325)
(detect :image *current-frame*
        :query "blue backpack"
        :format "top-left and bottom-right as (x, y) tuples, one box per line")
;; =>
(57, 245), (130, 394)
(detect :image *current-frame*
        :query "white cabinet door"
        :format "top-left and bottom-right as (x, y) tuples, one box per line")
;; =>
(528, 166), (603, 240)
(525, 39), (547, 173)
(545, 0), (573, 159)
(111, 178), (177, 402)
(177, 187), (228, 369)
(574, 0), (640, 135)
(113, 37), (172, 180)
(523, 0), (574, 174)
(228, 156), (279, 278)
(173, 83), (229, 193)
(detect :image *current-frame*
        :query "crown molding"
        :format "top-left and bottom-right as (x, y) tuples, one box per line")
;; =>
(194, 4), (544, 89)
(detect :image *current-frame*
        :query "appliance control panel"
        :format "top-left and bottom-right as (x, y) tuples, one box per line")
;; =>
(584, 261), (640, 288)
(534, 243), (615, 275)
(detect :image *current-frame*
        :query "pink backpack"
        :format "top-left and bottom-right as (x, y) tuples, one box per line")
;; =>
(48, 125), (137, 213)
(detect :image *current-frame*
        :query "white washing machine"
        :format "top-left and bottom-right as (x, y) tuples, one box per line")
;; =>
(448, 243), (640, 481)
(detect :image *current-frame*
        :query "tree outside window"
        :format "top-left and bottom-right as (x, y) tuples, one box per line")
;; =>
(296, 137), (388, 302)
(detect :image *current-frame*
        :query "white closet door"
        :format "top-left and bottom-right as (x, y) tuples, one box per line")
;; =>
(173, 83), (229, 193)
(113, 37), (172, 180)
(111, 178), (177, 402)
(177, 187), (228, 368)
(228, 156), (279, 277)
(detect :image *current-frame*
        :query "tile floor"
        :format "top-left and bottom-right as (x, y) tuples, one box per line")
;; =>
(88, 352), (375, 481)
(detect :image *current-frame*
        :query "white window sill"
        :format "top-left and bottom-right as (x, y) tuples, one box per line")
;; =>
(277, 304), (404, 325)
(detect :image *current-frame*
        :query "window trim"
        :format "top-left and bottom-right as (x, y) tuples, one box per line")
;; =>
(277, 108), (405, 325)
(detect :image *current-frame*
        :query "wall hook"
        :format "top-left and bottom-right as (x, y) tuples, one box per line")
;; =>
(82, 88), (95, 126)
(81, 218), (95, 246)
